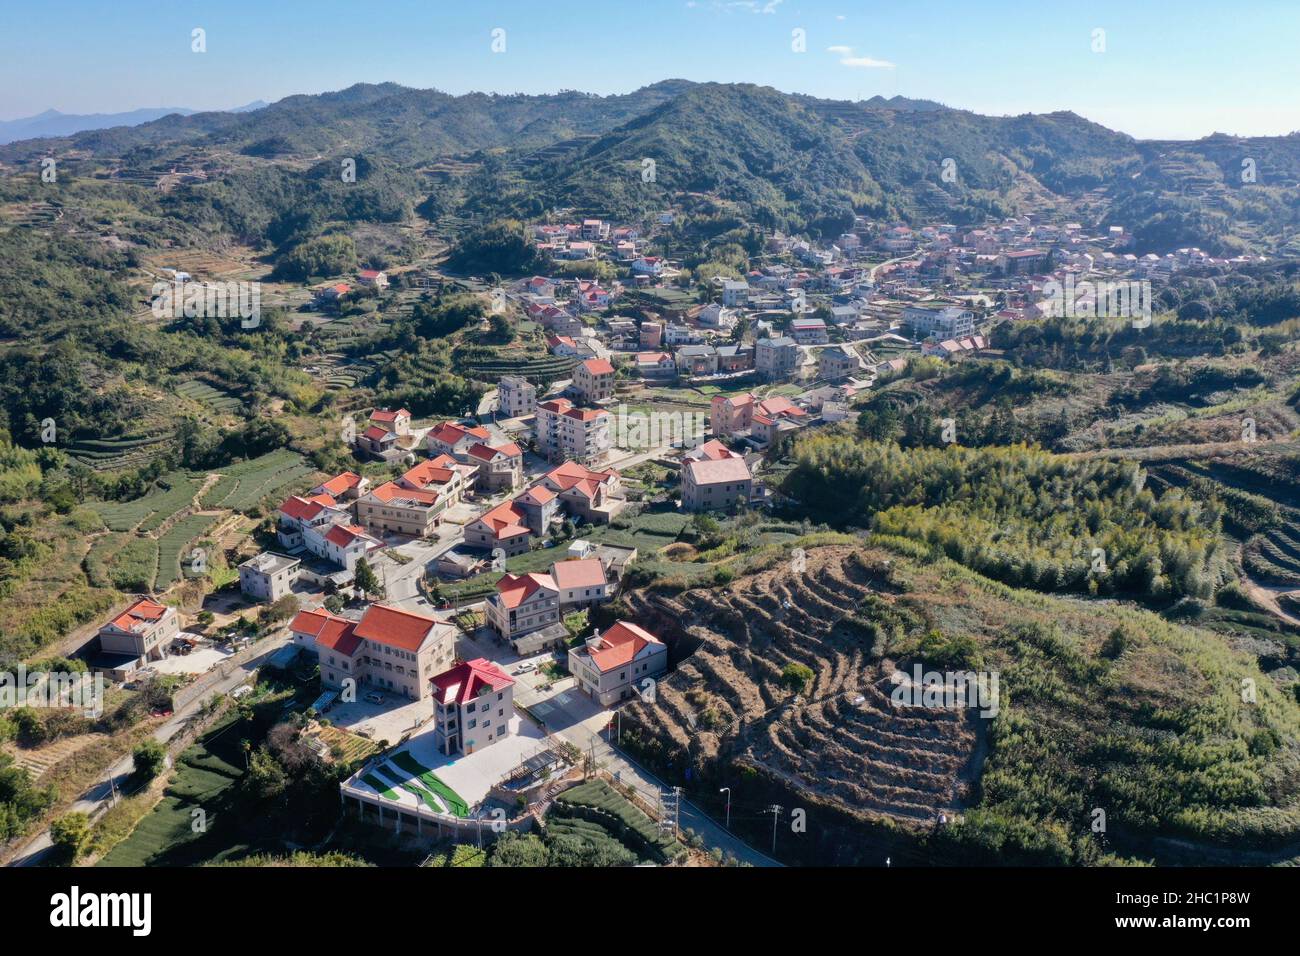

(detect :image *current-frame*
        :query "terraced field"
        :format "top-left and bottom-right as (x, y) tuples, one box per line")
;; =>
(156, 513), (222, 589)
(198, 450), (315, 512)
(174, 379), (243, 414)
(67, 432), (175, 472)
(1245, 519), (1300, 587)
(91, 471), (203, 532)
(621, 546), (979, 827)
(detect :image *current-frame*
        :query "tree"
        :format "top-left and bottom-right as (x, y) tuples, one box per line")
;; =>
(780, 662), (814, 694)
(132, 739), (168, 782)
(246, 747), (289, 802)
(50, 812), (91, 861)
(489, 831), (550, 867)
(353, 558), (384, 600)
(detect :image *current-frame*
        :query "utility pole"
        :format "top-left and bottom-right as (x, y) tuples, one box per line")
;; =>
(767, 804), (783, 854)
(719, 787), (731, 830)
(673, 786), (682, 839)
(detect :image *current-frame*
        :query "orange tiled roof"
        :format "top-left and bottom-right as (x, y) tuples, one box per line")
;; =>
(109, 598), (168, 633)
(494, 572), (558, 609)
(583, 621), (662, 673)
(353, 603), (439, 653)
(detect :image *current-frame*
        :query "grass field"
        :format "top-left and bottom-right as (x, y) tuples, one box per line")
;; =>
(388, 751), (469, 816)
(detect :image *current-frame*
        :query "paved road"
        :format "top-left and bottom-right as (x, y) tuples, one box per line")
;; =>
(6, 635), (289, 868)
(512, 674), (780, 867)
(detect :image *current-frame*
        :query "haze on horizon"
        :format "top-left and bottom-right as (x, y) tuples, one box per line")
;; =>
(1, 0), (1296, 141)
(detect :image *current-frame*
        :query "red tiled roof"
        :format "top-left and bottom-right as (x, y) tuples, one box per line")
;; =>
(563, 406), (609, 423)
(369, 480), (439, 507)
(473, 501), (531, 539)
(369, 408), (409, 423)
(362, 424), (391, 442)
(518, 484), (556, 505)
(543, 460), (618, 493)
(401, 459), (457, 489)
(279, 494), (337, 522)
(429, 421), (491, 446)
(756, 396), (805, 418)
(290, 608), (360, 656)
(353, 603), (439, 653)
(466, 441), (522, 462)
(430, 657), (514, 706)
(324, 524), (374, 549)
(316, 472), (363, 496)
(691, 439), (741, 461)
(582, 621), (663, 673)
(108, 598), (168, 633)
(494, 571), (558, 609)
(580, 358), (615, 375)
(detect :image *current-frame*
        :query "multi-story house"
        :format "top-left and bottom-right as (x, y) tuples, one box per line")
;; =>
(355, 481), (444, 538)
(534, 398), (611, 465)
(311, 471), (370, 502)
(514, 483), (561, 535)
(635, 351), (677, 381)
(721, 279), (750, 307)
(680, 454), (753, 511)
(818, 345), (859, 382)
(485, 571), (560, 642)
(539, 460), (625, 523)
(675, 344), (719, 376)
(312, 523), (383, 571)
(238, 552), (300, 602)
(356, 408), (415, 461)
(568, 621), (668, 706)
(790, 317), (829, 345)
(750, 395), (809, 446)
(697, 303), (737, 330)
(497, 376), (537, 418)
(550, 557), (610, 610)
(572, 357), (616, 404)
(710, 392), (755, 438)
(96, 597), (180, 668)
(465, 441), (523, 492)
(426, 421), (492, 460)
(276, 493), (352, 552)
(465, 500), (533, 556)
(903, 305), (975, 340)
(430, 658), (516, 756)
(755, 336), (801, 379)
(299, 603), (455, 702)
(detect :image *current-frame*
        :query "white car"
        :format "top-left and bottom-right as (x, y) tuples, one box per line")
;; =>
(514, 662), (537, 675)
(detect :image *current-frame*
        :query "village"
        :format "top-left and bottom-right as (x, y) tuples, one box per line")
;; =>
(50, 198), (1277, 860)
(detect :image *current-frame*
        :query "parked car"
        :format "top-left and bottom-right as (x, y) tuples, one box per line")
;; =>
(365, 692), (385, 704)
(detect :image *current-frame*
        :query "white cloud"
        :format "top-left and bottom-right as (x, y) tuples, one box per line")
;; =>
(720, 0), (784, 13)
(827, 44), (895, 69)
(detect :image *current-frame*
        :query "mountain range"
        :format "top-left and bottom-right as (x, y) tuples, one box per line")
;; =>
(3, 80), (1297, 255)
(0, 101), (268, 145)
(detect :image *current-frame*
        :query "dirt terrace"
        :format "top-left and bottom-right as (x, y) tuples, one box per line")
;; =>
(622, 546), (978, 826)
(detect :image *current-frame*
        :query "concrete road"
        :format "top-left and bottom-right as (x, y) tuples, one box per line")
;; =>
(7, 635), (290, 868)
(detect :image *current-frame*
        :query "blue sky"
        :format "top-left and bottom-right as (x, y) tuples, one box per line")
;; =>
(2, 0), (1297, 139)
